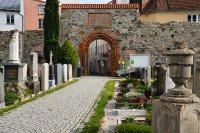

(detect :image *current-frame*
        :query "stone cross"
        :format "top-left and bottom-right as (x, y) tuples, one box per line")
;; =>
(50, 51), (53, 64)
(7, 30), (20, 64)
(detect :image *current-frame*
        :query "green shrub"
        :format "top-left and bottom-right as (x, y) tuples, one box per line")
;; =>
(129, 104), (141, 109)
(117, 97), (131, 103)
(145, 113), (152, 126)
(118, 123), (152, 133)
(122, 117), (135, 124)
(120, 87), (129, 94)
(123, 78), (134, 84)
(4, 82), (21, 106)
(57, 40), (78, 68)
(5, 91), (20, 106)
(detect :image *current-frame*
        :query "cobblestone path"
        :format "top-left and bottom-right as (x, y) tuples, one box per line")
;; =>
(0, 76), (111, 133)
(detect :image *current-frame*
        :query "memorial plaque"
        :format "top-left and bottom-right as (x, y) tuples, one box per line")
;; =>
(5, 68), (18, 81)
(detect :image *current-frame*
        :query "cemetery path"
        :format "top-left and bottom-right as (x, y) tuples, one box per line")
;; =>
(0, 76), (112, 133)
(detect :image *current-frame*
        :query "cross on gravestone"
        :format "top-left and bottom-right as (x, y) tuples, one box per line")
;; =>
(50, 51), (53, 64)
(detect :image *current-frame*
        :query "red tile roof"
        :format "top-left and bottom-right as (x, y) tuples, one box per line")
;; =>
(142, 0), (200, 13)
(62, 4), (139, 9)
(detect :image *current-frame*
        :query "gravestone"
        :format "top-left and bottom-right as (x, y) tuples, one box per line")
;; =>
(22, 63), (27, 80)
(3, 30), (24, 86)
(57, 64), (62, 85)
(29, 52), (40, 94)
(156, 64), (168, 96)
(63, 64), (68, 83)
(49, 51), (55, 88)
(165, 67), (175, 93)
(41, 63), (49, 92)
(0, 68), (5, 108)
(68, 64), (73, 81)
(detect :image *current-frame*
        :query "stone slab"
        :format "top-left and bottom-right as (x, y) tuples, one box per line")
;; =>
(30, 52), (38, 82)
(0, 71), (5, 108)
(63, 64), (68, 83)
(68, 64), (73, 81)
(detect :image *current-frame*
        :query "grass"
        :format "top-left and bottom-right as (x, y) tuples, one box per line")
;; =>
(81, 80), (116, 133)
(0, 79), (78, 116)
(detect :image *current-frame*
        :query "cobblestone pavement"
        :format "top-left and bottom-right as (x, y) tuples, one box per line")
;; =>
(0, 76), (111, 133)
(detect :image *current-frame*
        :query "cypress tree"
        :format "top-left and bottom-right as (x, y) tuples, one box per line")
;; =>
(43, 0), (59, 63)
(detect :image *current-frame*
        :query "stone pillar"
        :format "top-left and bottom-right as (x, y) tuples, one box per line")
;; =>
(0, 68), (5, 108)
(29, 52), (40, 94)
(63, 64), (68, 83)
(41, 63), (49, 92)
(152, 42), (200, 133)
(68, 64), (73, 81)
(22, 63), (27, 80)
(57, 64), (62, 85)
(30, 52), (38, 82)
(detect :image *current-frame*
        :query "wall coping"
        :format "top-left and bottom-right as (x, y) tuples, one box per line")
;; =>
(61, 4), (139, 9)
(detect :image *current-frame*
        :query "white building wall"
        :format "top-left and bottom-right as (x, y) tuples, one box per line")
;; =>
(117, 0), (129, 4)
(0, 12), (22, 31)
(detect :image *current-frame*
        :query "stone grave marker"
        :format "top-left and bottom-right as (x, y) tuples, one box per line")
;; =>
(68, 64), (73, 81)
(41, 63), (49, 92)
(63, 64), (68, 83)
(57, 64), (62, 85)
(30, 52), (40, 94)
(49, 51), (55, 88)
(0, 68), (5, 108)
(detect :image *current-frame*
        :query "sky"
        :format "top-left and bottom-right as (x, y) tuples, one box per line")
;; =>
(80, 0), (111, 4)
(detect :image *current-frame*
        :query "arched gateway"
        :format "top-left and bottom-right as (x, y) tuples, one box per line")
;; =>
(60, 4), (139, 75)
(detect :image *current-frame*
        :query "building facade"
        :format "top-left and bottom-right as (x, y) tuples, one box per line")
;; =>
(0, 0), (23, 31)
(89, 40), (111, 75)
(141, 0), (200, 23)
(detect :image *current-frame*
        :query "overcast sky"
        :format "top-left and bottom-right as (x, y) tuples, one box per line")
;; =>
(80, 0), (111, 4)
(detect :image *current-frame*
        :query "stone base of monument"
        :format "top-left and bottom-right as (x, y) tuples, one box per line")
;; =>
(152, 97), (200, 133)
(29, 81), (40, 95)
(0, 102), (5, 108)
(49, 80), (56, 88)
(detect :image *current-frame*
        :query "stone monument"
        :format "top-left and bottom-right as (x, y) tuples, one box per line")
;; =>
(0, 67), (5, 108)
(41, 63), (49, 92)
(49, 51), (56, 88)
(29, 52), (40, 94)
(152, 42), (200, 133)
(63, 64), (68, 82)
(57, 63), (62, 85)
(3, 30), (24, 85)
(68, 64), (73, 81)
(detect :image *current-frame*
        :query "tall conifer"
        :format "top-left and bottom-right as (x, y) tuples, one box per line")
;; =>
(43, 0), (59, 63)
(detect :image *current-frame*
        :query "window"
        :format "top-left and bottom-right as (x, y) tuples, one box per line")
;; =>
(6, 14), (14, 24)
(188, 15), (200, 22)
(38, 19), (44, 29)
(39, 5), (45, 14)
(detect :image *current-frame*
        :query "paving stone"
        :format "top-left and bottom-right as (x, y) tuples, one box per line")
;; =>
(0, 76), (111, 133)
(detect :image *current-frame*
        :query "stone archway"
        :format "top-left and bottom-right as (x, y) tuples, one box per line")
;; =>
(79, 30), (120, 76)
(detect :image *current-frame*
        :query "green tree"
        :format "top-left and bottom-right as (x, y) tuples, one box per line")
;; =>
(43, 0), (59, 63)
(58, 40), (78, 68)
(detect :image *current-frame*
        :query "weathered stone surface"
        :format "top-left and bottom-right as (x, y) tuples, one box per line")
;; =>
(153, 99), (200, 133)
(68, 64), (73, 81)
(0, 69), (5, 108)
(22, 63), (27, 80)
(41, 63), (49, 92)
(30, 52), (38, 82)
(57, 63), (62, 85)
(63, 64), (68, 83)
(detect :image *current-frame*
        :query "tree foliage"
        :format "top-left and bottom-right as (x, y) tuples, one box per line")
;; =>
(43, 0), (59, 63)
(58, 40), (78, 68)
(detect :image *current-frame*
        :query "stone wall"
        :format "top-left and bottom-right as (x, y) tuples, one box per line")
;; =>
(60, 8), (200, 66)
(0, 30), (44, 64)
